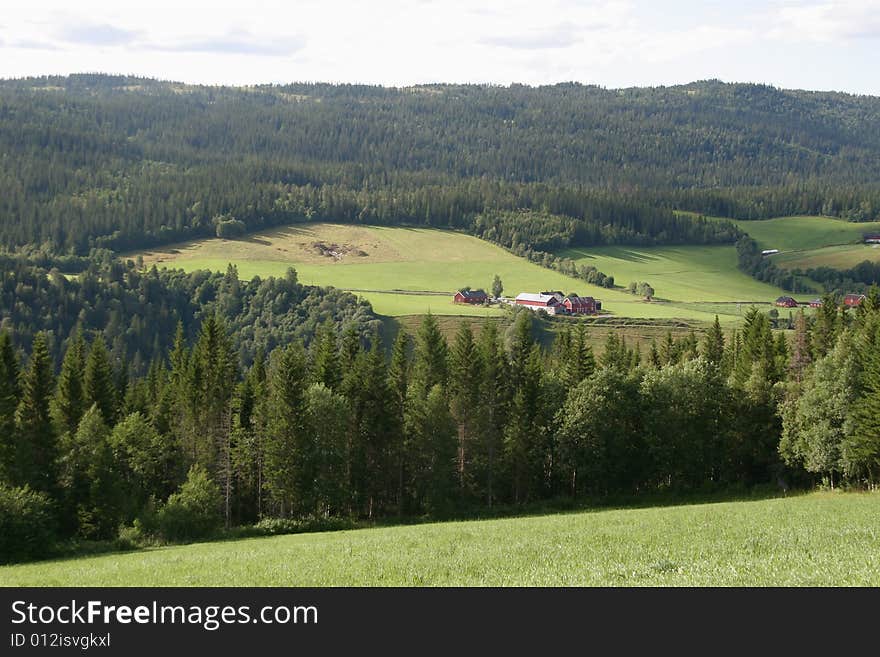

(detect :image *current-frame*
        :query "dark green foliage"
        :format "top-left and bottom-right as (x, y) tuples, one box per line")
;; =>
(557, 369), (644, 496)
(0, 484), (56, 564)
(411, 314), (448, 394)
(110, 412), (182, 522)
(0, 259), (377, 375)
(449, 322), (483, 495)
(702, 316), (725, 370)
(155, 464), (223, 543)
(60, 405), (121, 540)
(263, 343), (310, 517)
(83, 336), (117, 426)
(0, 332), (20, 483)
(14, 333), (57, 492)
(3, 76), (879, 257)
(53, 331), (86, 437)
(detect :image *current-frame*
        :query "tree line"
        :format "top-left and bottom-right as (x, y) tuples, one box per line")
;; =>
(2, 75), (879, 259)
(4, 280), (880, 562)
(0, 257), (378, 373)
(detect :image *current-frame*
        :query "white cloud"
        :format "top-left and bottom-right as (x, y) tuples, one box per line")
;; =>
(0, 0), (876, 92)
(768, 0), (880, 42)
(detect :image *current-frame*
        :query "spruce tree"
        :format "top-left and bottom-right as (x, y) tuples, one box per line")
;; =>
(263, 343), (310, 517)
(847, 323), (880, 483)
(449, 321), (482, 494)
(311, 321), (340, 391)
(475, 321), (508, 507)
(411, 313), (448, 394)
(84, 335), (117, 426)
(14, 333), (57, 492)
(0, 332), (21, 483)
(53, 330), (86, 436)
(387, 330), (410, 513)
(561, 324), (595, 388)
(702, 316), (725, 368)
(789, 309), (811, 382)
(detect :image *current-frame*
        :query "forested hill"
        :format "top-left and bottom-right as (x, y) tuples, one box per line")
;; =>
(2, 74), (879, 254)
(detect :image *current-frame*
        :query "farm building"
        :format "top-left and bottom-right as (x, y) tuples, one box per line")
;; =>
(864, 234), (880, 244)
(775, 296), (799, 308)
(562, 295), (599, 314)
(453, 289), (488, 304)
(541, 291), (565, 302)
(809, 298), (823, 308)
(844, 294), (867, 307)
(515, 292), (561, 314)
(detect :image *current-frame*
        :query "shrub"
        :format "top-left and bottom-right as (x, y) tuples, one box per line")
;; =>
(0, 485), (57, 564)
(215, 218), (247, 239)
(156, 465), (223, 543)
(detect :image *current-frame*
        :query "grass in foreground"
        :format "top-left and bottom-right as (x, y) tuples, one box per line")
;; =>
(126, 224), (757, 323)
(2, 492), (878, 586)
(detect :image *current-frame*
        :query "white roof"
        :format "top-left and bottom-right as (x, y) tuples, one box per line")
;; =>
(515, 292), (557, 304)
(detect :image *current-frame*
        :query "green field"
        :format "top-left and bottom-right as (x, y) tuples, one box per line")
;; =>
(2, 493), (877, 586)
(773, 243), (880, 270)
(128, 224), (768, 324)
(557, 245), (796, 301)
(702, 214), (880, 271)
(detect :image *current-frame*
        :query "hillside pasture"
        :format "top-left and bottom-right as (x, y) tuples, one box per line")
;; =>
(772, 243), (880, 270)
(722, 215), (880, 252)
(128, 224), (746, 324)
(2, 493), (878, 586)
(556, 245), (793, 302)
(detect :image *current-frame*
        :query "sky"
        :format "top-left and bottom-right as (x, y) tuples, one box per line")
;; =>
(0, 0), (878, 94)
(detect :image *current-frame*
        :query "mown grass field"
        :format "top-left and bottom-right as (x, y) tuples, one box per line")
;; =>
(127, 223), (765, 324)
(773, 243), (880, 270)
(701, 214), (880, 271)
(2, 493), (877, 586)
(556, 245), (795, 302)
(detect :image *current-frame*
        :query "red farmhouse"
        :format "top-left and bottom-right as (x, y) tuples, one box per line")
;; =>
(809, 298), (823, 308)
(844, 294), (867, 307)
(562, 295), (599, 315)
(775, 296), (799, 308)
(454, 289), (488, 305)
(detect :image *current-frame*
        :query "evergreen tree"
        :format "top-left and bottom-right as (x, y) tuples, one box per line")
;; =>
(560, 324), (595, 389)
(14, 333), (57, 493)
(263, 343), (311, 517)
(387, 330), (410, 514)
(448, 321), (482, 495)
(83, 335), (117, 426)
(0, 332), (20, 483)
(789, 308), (811, 382)
(475, 321), (508, 507)
(311, 321), (340, 391)
(812, 294), (839, 359)
(306, 383), (349, 517)
(410, 313), (448, 394)
(702, 316), (725, 369)
(53, 330), (86, 437)
(847, 322), (880, 484)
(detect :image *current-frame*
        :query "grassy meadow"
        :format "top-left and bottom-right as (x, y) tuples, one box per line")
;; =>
(556, 244), (794, 302)
(2, 492), (878, 586)
(702, 213), (880, 271)
(127, 223), (773, 324)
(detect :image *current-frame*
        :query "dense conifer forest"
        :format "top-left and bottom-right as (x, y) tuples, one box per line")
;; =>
(4, 75), (880, 563)
(2, 74), (879, 259)
(3, 266), (880, 561)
